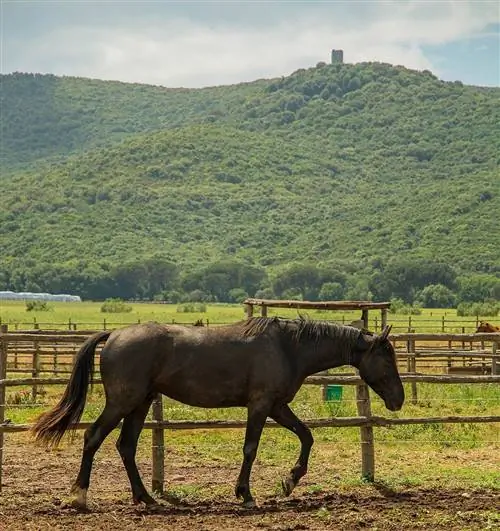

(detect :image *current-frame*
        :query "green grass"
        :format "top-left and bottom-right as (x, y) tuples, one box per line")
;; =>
(0, 300), (495, 332)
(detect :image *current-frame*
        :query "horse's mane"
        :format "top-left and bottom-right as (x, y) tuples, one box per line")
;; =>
(240, 316), (361, 344)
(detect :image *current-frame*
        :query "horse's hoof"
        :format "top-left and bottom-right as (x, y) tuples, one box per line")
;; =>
(68, 487), (88, 510)
(242, 499), (257, 509)
(133, 493), (157, 506)
(281, 477), (296, 497)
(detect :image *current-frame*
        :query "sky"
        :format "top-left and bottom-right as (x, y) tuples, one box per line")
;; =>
(1, 1), (499, 88)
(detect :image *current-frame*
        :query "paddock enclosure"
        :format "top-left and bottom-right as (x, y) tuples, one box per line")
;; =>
(0, 301), (499, 530)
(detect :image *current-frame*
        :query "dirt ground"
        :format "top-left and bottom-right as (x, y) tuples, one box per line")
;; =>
(0, 435), (498, 531)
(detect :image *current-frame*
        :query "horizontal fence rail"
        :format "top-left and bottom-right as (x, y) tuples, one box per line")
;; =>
(1, 316), (499, 333)
(2, 415), (499, 435)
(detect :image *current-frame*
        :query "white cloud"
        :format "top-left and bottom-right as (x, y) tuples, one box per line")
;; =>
(3, 1), (499, 87)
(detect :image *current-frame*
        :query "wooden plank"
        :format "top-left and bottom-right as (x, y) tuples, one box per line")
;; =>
(1, 334), (89, 343)
(492, 343), (498, 375)
(2, 415), (499, 434)
(356, 381), (374, 481)
(151, 395), (164, 493)
(391, 333), (500, 342)
(243, 298), (391, 310)
(408, 340), (418, 404)
(447, 366), (491, 375)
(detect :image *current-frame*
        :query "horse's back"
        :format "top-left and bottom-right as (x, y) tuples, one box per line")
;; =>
(99, 321), (290, 408)
(99, 323), (173, 398)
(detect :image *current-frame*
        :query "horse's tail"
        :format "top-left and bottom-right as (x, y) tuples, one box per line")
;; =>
(31, 330), (112, 447)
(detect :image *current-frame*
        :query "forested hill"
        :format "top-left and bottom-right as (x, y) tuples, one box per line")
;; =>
(1, 62), (499, 305)
(3, 63), (498, 169)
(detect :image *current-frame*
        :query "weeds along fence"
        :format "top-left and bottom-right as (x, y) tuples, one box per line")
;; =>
(0, 327), (499, 494)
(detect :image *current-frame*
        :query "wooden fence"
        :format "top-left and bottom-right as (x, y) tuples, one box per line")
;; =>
(0, 327), (499, 494)
(1, 315), (498, 333)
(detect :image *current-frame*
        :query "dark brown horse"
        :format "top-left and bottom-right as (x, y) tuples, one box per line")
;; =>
(32, 317), (404, 509)
(476, 321), (500, 333)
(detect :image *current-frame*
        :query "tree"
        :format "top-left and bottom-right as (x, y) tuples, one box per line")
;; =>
(457, 275), (500, 303)
(273, 264), (323, 300)
(371, 260), (457, 303)
(180, 262), (266, 302)
(415, 284), (457, 308)
(318, 282), (344, 301)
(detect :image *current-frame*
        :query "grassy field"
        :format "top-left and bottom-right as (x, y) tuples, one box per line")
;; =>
(0, 300), (497, 332)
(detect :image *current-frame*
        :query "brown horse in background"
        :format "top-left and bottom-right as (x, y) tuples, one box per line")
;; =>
(476, 321), (500, 333)
(32, 317), (404, 509)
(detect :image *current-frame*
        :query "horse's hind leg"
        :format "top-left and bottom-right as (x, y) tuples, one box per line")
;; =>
(235, 401), (270, 507)
(116, 397), (155, 505)
(70, 404), (123, 509)
(270, 404), (314, 496)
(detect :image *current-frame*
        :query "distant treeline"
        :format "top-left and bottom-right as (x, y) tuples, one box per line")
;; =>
(1, 257), (498, 309)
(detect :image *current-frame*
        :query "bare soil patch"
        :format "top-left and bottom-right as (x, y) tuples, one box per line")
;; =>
(0, 435), (498, 530)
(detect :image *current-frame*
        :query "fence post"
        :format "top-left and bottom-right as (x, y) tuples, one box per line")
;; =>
(356, 381), (374, 481)
(0, 324), (8, 492)
(245, 303), (254, 319)
(441, 316), (445, 332)
(151, 394), (165, 494)
(409, 338), (417, 404)
(492, 342), (498, 376)
(53, 345), (58, 375)
(32, 339), (40, 402)
(361, 309), (369, 329)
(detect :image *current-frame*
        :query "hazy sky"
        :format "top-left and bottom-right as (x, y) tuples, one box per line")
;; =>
(1, 1), (499, 87)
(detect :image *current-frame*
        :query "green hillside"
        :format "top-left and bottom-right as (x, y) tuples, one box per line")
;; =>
(1, 63), (499, 304)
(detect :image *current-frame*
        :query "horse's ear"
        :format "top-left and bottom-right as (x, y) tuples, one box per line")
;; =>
(380, 325), (392, 341)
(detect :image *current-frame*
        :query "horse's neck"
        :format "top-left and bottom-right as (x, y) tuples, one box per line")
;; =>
(295, 337), (356, 377)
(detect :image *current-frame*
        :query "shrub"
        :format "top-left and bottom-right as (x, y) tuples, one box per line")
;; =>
(389, 298), (422, 315)
(176, 303), (207, 313)
(254, 287), (275, 299)
(228, 288), (248, 303)
(100, 298), (133, 313)
(456, 301), (500, 317)
(25, 300), (52, 312)
(185, 289), (211, 302)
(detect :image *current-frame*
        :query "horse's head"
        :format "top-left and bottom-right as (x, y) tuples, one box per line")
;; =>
(476, 321), (499, 333)
(357, 325), (404, 411)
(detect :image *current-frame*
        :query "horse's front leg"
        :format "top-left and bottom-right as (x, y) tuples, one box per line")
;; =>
(235, 401), (270, 508)
(270, 403), (314, 496)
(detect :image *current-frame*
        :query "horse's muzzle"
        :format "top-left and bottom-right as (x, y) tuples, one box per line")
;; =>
(386, 401), (403, 411)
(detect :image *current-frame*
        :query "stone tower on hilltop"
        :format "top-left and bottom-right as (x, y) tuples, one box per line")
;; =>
(331, 49), (344, 64)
